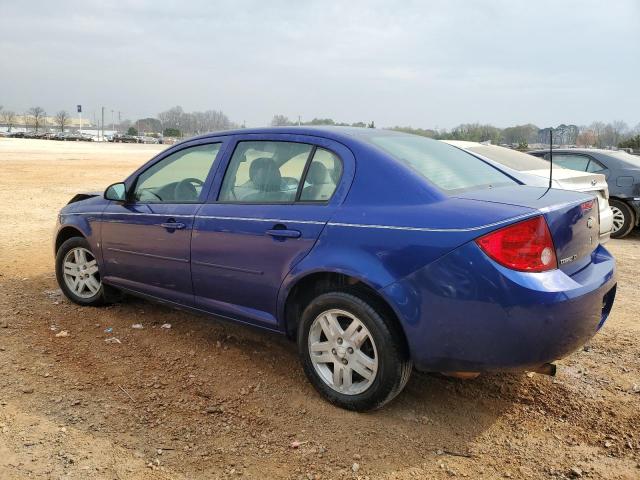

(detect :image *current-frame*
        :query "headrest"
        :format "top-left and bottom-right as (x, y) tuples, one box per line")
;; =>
(250, 157), (281, 192)
(306, 161), (328, 185)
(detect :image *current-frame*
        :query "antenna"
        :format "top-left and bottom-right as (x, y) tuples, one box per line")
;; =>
(548, 128), (553, 189)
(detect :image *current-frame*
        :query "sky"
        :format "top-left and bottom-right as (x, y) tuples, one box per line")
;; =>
(0, 0), (638, 129)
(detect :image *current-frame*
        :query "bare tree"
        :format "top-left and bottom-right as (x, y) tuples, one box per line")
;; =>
(1, 110), (16, 132)
(54, 110), (69, 132)
(27, 106), (46, 132)
(271, 115), (293, 126)
(610, 120), (628, 146)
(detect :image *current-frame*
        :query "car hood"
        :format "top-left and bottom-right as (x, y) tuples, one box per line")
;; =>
(67, 192), (101, 205)
(524, 169), (608, 195)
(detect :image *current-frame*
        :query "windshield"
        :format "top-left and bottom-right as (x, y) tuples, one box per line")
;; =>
(467, 145), (552, 171)
(367, 134), (516, 193)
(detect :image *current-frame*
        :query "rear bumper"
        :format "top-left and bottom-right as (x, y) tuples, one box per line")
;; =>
(382, 242), (616, 372)
(599, 204), (613, 243)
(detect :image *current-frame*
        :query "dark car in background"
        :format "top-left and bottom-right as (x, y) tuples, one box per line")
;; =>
(529, 149), (640, 238)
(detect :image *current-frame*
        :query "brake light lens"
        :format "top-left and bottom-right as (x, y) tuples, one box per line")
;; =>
(476, 216), (557, 272)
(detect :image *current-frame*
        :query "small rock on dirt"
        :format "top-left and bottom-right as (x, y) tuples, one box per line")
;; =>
(22, 387), (34, 394)
(352, 463), (360, 473)
(569, 467), (583, 478)
(55, 330), (69, 338)
(161, 323), (172, 329)
(131, 323), (144, 329)
(0, 319), (8, 328)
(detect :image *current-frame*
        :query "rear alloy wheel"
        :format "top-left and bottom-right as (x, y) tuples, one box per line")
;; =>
(55, 237), (105, 306)
(610, 199), (635, 239)
(298, 291), (412, 411)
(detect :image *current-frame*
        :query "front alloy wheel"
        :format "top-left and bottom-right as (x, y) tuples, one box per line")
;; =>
(62, 247), (101, 298)
(55, 237), (105, 306)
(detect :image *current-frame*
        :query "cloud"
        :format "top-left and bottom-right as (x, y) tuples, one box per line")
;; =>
(0, 0), (638, 128)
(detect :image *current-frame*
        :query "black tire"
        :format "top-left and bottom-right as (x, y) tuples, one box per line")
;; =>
(297, 291), (412, 411)
(55, 237), (109, 306)
(610, 199), (635, 239)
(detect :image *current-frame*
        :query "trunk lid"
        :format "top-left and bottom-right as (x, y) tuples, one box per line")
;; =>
(455, 186), (600, 275)
(524, 168), (609, 198)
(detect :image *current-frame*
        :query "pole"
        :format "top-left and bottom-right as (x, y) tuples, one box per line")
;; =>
(101, 106), (105, 141)
(111, 110), (114, 133)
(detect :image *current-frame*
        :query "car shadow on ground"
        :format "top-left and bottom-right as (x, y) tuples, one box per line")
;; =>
(10, 274), (535, 463)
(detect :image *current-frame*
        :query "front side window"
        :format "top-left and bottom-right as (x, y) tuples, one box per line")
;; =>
(367, 134), (516, 193)
(133, 143), (221, 203)
(219, 141), (313, 202)
(554, 154), (590, 172)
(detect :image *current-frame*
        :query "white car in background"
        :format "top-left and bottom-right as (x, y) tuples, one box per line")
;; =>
(442, 140), (614, 242)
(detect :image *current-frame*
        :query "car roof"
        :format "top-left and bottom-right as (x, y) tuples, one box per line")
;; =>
(529, 147), (640, 168)
(186, 126), (410, 146)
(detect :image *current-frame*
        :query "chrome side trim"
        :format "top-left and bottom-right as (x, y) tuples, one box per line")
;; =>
(328, 212), (536, 233)
(192, 260), (263, 275)
(106, 247), (188, 263)
(63, 212), (538, 232)
(196, 215), (325, 225)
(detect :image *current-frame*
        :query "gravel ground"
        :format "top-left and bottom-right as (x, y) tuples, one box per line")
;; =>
(0, 138), (639, 479)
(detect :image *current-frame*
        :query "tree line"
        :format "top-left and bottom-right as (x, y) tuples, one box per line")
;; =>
(389, 121), (640, 149)
(0, 105), (72, 133)
(1, 103), (638, 150)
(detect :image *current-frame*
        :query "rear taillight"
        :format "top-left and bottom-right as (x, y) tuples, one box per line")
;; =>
(476, 216), (557, 272)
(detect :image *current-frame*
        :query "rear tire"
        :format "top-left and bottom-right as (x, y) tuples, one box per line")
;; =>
(297, 291), (412, 411)
(610, 199), (635, 239)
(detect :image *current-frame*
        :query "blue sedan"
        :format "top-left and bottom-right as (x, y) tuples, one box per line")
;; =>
(54, 127), (616, 410)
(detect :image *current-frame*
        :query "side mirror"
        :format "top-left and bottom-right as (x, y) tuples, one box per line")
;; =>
(104, 182), (127, 202)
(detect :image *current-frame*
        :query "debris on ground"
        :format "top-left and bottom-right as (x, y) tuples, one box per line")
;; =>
(131, 324), (144, 329)
(160, 323), (171, 329)
(54, 330), (69, 338)
(104, 337), (121, 344)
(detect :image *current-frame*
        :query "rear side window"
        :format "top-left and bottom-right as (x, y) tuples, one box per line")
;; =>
(368, 135), (516, 193)
(554, 154), (590, 172)
(300, 148), (343, 202)
(586, 158), (605, 172)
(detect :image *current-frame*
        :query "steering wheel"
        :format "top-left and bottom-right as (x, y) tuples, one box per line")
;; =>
(174, 177), (204, 201)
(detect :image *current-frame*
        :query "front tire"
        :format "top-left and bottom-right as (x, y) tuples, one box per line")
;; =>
(298, 291), (412, 411)
(610, 199), (635, 239)
(55, 237), (106, 306)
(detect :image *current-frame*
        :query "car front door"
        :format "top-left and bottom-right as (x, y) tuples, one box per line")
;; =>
(191, 135), (353, 329)
(100, 140), (227, 304)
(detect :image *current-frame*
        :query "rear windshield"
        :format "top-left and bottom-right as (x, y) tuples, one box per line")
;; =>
(466, 145), (551, 171)
(367, 134), (516, 193)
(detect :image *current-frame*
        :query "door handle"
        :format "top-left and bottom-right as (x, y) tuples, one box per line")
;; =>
(160, 221), (186, 230)
(266, 229), (301, 239)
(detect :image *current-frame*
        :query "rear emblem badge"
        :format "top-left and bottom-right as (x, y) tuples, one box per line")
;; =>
(591, 179), (597, 186)
(559, 254), (578, 265)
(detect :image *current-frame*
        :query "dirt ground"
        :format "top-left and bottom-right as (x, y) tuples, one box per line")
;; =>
(0, 138), (638, 480)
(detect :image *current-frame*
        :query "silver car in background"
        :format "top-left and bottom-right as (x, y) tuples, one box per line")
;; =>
(442, 140), (614, 242)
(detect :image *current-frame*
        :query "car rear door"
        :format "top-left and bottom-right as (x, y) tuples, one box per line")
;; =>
(191, 134), (354, 329)
(100, 139), (229, 305)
